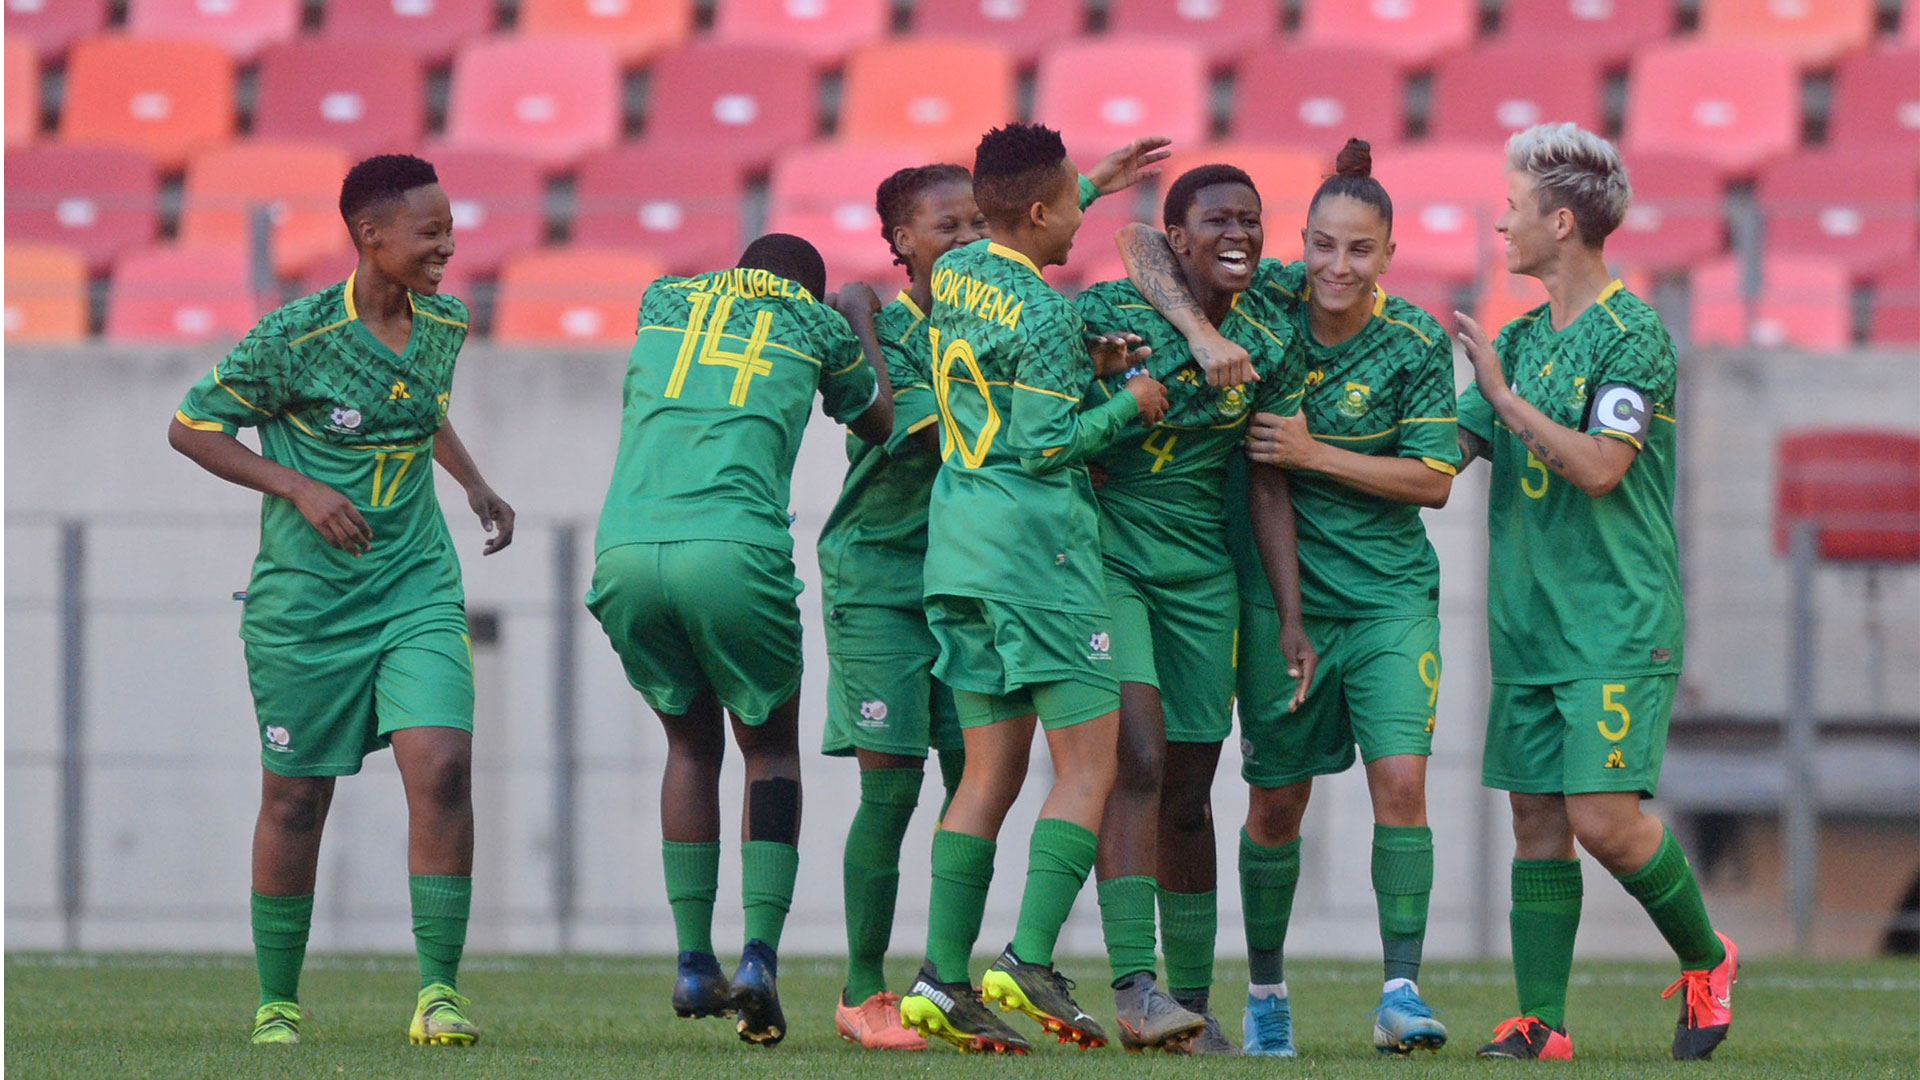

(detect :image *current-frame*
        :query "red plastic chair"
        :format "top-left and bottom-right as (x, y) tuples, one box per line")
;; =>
(431, 148), (547, 276)
(1428, 43), (1604, 143)
(253, 41), (425, 158)
(1774, 430), (1920, 562)
(1033, 39), (1210, 167)
(1369, 142), (1507, 281)
(517, 0), (693, 65)
(1105, 0), (1280, 69)
(839, 39), (1016, 163)
(1156, 142), (1329, 236)
(297, 247), (474, 300)
(1699, 0), (1875, 69)
(5, 243), (89, 342)
(179, 141), (354, 278)
(322, 0), (494, 65)
(127, 0), (299, 60)
(572, 146), (744, 272)
(1690, 254), (1853, 351)
(1606, 151), (1725, 273)
(1497, 0), (1674, 68)
(1623, 42), (1801, 178)
(444, 37), (621, 171)
(4, 0), (109, 62)
(1230, 45), (1406, 148)
(1827, 47), (1920, 154)
(712, 0), (890, 69)
(59, 36), (235, 171)
(1758, 149), (1918, 277)
(764, 141), (931, 290)
(911, 0), (1081, 67)
(640, 42), (816, 176)
(1867, 262), (1918, 344)
(107, 244), (264, 342)
(1298, 0), (1476, 70)
(5, 145), (161, 271)
(6, 37), (36, 148)
(492, 247), (668, 344)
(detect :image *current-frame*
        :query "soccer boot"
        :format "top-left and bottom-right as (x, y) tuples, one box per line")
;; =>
(835, 989), (927, 1050)
(1112, 973), (1205, 1052)
(979, 946), (1108, 1049)
(898, 965), (1030, 1054)
(672, 950), (734, 1018)
(1172, 1007), (1239, 1055)
(250, 1001), (301, 1045)
(1476, 1016), (1573, 1060)
(730, 939), (786, 1047)
(409, 984), (480, 1046)
(1241, 989), (1296, 1057)
(1663, 931), (1737, 1061)
(1372, 981), (1448, 1054)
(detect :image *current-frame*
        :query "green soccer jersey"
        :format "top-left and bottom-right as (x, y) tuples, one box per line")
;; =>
(1074, 278), (1305, 584)
(1457, 279), (1683, 684)
(921, 240), (1143, 615)
(174, 274), (469, 646)
(817, 292), (944, 611)
(1230, 260), (1461, 616)
(594, 268), (879, 558)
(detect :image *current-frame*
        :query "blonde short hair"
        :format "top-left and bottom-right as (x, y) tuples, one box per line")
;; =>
(1505, 122), (1632, 247)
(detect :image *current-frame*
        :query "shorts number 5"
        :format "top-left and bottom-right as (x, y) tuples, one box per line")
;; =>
(1597, 683), (1631, 741)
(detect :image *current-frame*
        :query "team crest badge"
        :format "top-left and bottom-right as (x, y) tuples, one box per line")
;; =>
(329, 406), (362, 430)
(1337, 381), (1372, 418)
(1218, 384), (1248, 418)
(857, 700), (889, 727)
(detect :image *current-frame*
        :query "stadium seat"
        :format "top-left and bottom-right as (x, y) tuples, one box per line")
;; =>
(1497, 0), (1673, 68)
(1157, 143), (1329, 235)
(322, 0), (493, 65)
(179, 142), (354, 279)
(128, 0), (299, 60)
(1473, 259), (1546, 334)
(1378, 273), (1456, 324)
(640, 42), (816, 176)
(572, 146), (743, 272)
(4, 243), (89, 343)
(5, 145), (161, 271)
(1297, 0), (1476, 70)
(1758, 149), (1918, 277)
(1690, 254), (1853, 351)
(517, 0), (693, 66)
(1428, 44), (1604, 143)
(1229, 45), (1406, 148)
(444, 37), (620, 171)
(1604, 152), (1725, 273)
(1774, 429), (1920, 563)
(1698, 0), (1874, 69)
(765, 142), (930, 290)
(712, 0), (890, 69)
(1033, 39), (1209, 168)
(1369, 142), (1506, 281)
(1623, 42), (1801, 178)
(1105, 0), (1280, 69)
(4, 0), (109, 62)
(839, 39), (1015, 162)
(297, 247), (474, 300)
(1867, 262), (1918, 344)
(492, 247), (667, 344)
(911, 0), (1080, 67)
(1053, 186), (1158, 289)
(252, 41), (425, 158)
(60, 36), (235, 171)
(1827, 47), (1920, 154)
(6, 38), (37, 148)
(429, 148), (547, 275)
(107, 244), (264, 342)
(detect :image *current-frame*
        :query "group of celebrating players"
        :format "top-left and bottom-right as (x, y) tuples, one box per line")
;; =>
(169, 114), (1738, 1063)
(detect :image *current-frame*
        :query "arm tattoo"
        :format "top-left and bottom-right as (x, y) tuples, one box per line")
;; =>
(1457, 429), (1489, 467)
(1119, 227), (1204, 320)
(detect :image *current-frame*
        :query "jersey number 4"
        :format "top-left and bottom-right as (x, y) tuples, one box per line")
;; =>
(665, 292), (774, 407)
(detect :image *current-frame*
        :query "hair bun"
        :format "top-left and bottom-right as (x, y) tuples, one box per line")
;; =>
(1334, 138), (1373, 179)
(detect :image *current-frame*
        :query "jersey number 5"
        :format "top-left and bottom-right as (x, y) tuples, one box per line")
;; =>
(665, 292), (774, 407)
(1521, 450), (1550, 499)
(1597, 683), (1632, 741)
(928, 327), (1000, 469)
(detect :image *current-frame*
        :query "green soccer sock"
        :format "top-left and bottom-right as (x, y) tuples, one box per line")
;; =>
(410, 874), (471, 990)
(926, 828), (997, 984)
(741, 840), (800, 950)
(252, 891), (314, 1007)
(936, 748), (966, 822)
(662, 840), (721, 955)
(1373, 824), (1434, 984)
(1510, 858), (1583, 1029)
(1616, 827), (1726, 971)
(1097, 874), (1159, 986)
(843, 767), (922, 1000)
(1158, 887), (1217, 1001)
(1240, 830), (1300, 986)
(1008, 818), (1099, 967)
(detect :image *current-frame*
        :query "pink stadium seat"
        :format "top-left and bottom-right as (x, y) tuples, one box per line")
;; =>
(127, 0), (300, 61)
(839, 39), (1016, 162)
(1497, 0), (1673, 68)
(430, 148), (547, 275)
(1033, 39), (1210, 168)
(637, 43), (814, 176)
(1827, 47), (1920, 154)
(107, 244), (264, 342)
(1105, 0), (1280, 69)
(59, 36), (235, 171)
(572, 146), (744, 273)
(1298, 0), (1476, 70)
(1623, 42), (1801, 178)
(1606, 151), (1725, 273)
(4, 0), (109, 62)
(1867, 262), (1918, 344)
(5, 145), (161, 271)
(1379, 273), (1456, 323)
(1369, 142), (1506, 281)
(6, 37), (36, 148)
(1690, 254), (1853, 351)
(298, 247), (474, 299)
(1158, 143), (1329, 235)
(517, 0), (693, 65)
(253, 41), (425, 158)
(492, 247), (668, 344)
(1053, 188), (1156, 289)
(712, 0), (890, 69)
(5, 243), (89, 342)
(1230, 45), (1405, 148)
(1757, 149), (1918, 277)
(1698, 0), (1874, 69)
(765, 142), (930, 290)
(911, 0), (1080, 67)
(323, 0), (493, 65)
(1428, 44), (1604, 143)
(444, 37), (620, 171)
(179, 141), (354, 278)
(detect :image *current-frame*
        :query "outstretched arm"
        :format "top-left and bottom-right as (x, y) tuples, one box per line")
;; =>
(434, 418), (515, 554)
(1114, 223), (1257, 387)
(168, 417), (372, 555)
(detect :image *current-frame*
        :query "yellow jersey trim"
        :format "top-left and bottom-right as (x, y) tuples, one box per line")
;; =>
(894, 290), (926, 322)
(1013, 380), (1079, 402)
(986, 242), (1043, 279)
(826, 356), (867, 377)
(343, 268), (359, 320)
(287, 318), (352, 348)
(1421, 456), (1458, 476)
(1402, 416), (1457, 424)
(174, 410), (225, 432)
(1593, 278), (1628, 333)
(213, 371), (271, 415)
(1654, 411), (1677, 424)
(1597, 428), (1644, 450)
(1316, 425), (1398, 442)
(905, 414), (940, 435)
(410, 299), (469, 330)
(282, 411), (321, 438)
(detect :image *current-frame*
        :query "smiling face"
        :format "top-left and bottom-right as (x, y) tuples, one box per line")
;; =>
(1496, 169), (1561, 277)
(1302, 192), (1393, 319)
(1170, 182), (1263, 296)
(359, 183), (455, 295)
(895, 178), (988, 284)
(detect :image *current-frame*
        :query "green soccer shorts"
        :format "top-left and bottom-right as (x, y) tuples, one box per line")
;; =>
(1106, 566), (1237, 745)
(244, 603), (474, 778)
(1238, 610), (1442, 789)
(925, 593), (1119, 730)
(1481, 674), (1677, 798)
(586, 540), (803, 726)
(821, 601), (962, 758)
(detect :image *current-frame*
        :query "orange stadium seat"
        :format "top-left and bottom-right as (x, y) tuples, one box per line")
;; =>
(492, 247), (668, 344)
(1368, 142), (1506, 281)
(4, 244), (89, 343)
(1867, 262), (1918, 344)
(253, 41), (425, 158)
(765, 142), (930, 290)
(1298, 0), (1476, 70)
(1497, 0), (1674, 67)
(1033, 39), (1209, 168)
(572, 146), (744, 272)
(5, 0), (109, 61)
(1605, 151), (1725, 273)
(179, 141), (354, 278)
(1474, 258), (1547, 334)
(517, 0), (693, 66)
(127, 0), (300, 60)
(322, 0), (493, 64)
(6, 145), (161, 271)
(1827, 47), (1920, 154)
(1428, 44), (1604, 143)
(444, 37), (620, 171)
(60, 36), (234, 171)
(430, 148), (547, 275)
(1691, 254), (1852, 351)
(7, 38), (37, 148)
(1698, 0), (1874, 69)
(712, 0), (890, 69)
(911, 0), (1081, 67)
(1758, 149), (1918, 277)
(1623, 42), (1800, 178)
(1230, 45), (1405, 148)
(839, 39), (1016, 162)
(641, 43), (816, 175)
(1158, 143), (1329, 235)
(1106, 0), (1281, 69)
(1051, 187), (1157, 289)
(107, 244), (264, 342)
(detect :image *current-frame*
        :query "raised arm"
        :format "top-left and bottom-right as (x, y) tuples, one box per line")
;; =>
(1114, 222), (1256, 387)
(1455, 311), (1637, 497)
(1245, 461), (1317, 708)
(433, 417), (515, 554)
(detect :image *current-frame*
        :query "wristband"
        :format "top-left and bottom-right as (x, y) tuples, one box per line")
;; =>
(1123, 365), (1150, 381)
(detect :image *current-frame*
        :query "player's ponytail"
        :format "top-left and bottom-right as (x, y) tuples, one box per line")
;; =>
(1308, 137), (1393, 233)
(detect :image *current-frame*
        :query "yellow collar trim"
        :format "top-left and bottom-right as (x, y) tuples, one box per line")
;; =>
(1597, 278), (1625, 304)
(343, 268), (421, 324)
(986, 242), (1043, 279)
(895, 290), (926, 321)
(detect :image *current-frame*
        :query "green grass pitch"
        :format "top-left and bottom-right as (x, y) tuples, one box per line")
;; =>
(7, 952), (1916, 1079)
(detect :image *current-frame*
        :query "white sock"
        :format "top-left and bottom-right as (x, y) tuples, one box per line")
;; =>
(1248, 981), (1288, 1000)
(1383, 977), (1417, 995)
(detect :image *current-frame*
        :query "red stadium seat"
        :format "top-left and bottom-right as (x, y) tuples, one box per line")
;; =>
(107, 244), (264, 342)
(1378, 273), (1457, 324)
(1757, 149), (1918, 277)
(640, 43), (816, 176)
(1033, 39), (1209, 167)
(517, 0), (693, 66)
(253, 41), (425, 158)
(5, 0), (109, 62)
(1623, 43), (1801, 179)
(911, 0), (1080, 67)
(1867, 262), (1918, 344)
(322, 0), (493, 65)
(1497, 0), (1673, 68)
(179, 141), (354, 278)
(297, 247), (474, 299)
(839, 39), (1015, 162)
(5, 145), (161, 271)
(1428, 44), (1604, 143)
(1474, 259), (1547, 334)
(1052, 186), (1157, 289)
(1774, 430), (1920, 562)
(1298, 0), (1476, 71)
(6, 37), (37, 148)
(5, 243), (89, 342)
(127, 0), (300, 60)
(1369, 142), (1506, 281)
(1827, 47), (1920, 154)
(1698, 0), (1874, 69)
(1229, 45), (1406, 148)
(765, 142), (929, 290)
(712, 0), (890, 69)
(430, 148), (547, 275)
(572, 146), (744, 273)
(1157, 143), (1329, 236)
(1105, 0), (1280, 69)
(492, 247), (667, 344)
(444, 37), (620, 171)
(59, 36), (235, 171)
(1691, 254), (1853, 351)
(1605, 152), (1725, 273)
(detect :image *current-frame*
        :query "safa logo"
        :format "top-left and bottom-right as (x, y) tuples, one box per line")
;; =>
(1337, 381), (1372, 418)
(1088, 632), (1112, 659)
(1219, 384), (1249, 418)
